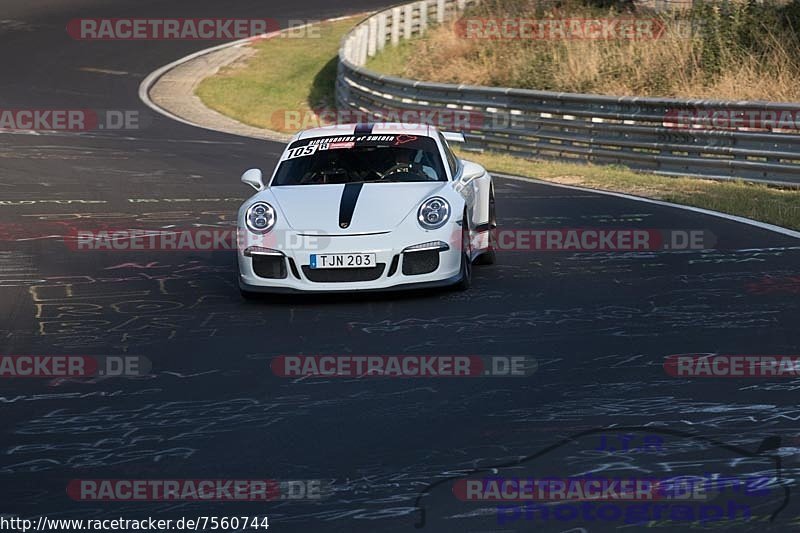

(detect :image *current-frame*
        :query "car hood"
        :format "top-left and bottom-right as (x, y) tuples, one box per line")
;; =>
(267, 182), (450, 233)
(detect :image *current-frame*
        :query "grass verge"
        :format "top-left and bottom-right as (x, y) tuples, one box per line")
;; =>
(196, 16), (361, 134)
(195, 17), (800, 232)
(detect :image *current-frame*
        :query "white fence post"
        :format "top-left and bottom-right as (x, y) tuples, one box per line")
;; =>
(391, 7), (402, 45)
(377, 13), (388, 51)
(359, 25), (369, 65)
(343, 37), (353, 62)
(419, 1), (428, 33)
(403, 4), (414, 39)
(368, 17), (378, 57)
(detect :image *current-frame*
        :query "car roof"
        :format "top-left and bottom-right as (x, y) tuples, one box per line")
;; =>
(295, 122), (435, 141)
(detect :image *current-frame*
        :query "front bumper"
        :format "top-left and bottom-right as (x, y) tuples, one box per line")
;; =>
(237, 228), (462, 293)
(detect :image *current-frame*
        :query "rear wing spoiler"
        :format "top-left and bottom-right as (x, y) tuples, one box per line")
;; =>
(442, 131), (466, 143)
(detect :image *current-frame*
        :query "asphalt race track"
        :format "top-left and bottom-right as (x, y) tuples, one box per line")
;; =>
(1, 1), (800, 532)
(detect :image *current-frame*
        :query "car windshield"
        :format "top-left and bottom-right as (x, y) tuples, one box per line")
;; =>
(271, 134), (447, 185)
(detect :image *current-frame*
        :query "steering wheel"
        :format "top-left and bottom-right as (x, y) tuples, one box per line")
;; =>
(361, 169), (383, 181)
(382, 163), (427, 180)
(301, 168), (348, 184)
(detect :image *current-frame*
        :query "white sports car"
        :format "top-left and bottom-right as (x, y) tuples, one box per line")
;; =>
(236, 123), (496, 297)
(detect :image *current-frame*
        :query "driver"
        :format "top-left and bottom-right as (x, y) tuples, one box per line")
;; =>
(383, 149), (438, 180)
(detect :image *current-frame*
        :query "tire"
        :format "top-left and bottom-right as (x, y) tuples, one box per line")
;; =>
(239, 287), (261, 301)
(475, 186), (497, 265)
(454, 219), (473, 291)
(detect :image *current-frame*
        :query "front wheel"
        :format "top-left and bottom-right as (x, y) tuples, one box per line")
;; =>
(454, 221), (473, 291)
(475, 186), (497, 265)
(240, 287), (261, 301)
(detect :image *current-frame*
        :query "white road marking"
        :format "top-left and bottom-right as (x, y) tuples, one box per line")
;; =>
(494, 173), (800, 239)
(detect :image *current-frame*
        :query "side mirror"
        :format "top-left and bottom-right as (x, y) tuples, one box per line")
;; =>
(241, 168), (264, 191)
(460, 160), (486, 183)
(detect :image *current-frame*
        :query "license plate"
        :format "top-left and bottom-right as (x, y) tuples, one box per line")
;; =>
(310, 253), (376, 269)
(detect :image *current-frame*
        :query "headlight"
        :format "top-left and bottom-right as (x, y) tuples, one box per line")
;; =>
(245, 202), (276, 233)
(417, 197), (450, 230)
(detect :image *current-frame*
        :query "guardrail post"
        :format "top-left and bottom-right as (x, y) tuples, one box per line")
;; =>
(343, 37), (354, 63)
(352, 28), (360, 65)
(437, 0), (446, 23)
(419, 1), (428, 33)
(391, 7), (402, 45)
(377, 13), (388, 51)
(358, 25), (369, 65)
(368, 17), (378, 57)
(404, 4), (414, 39)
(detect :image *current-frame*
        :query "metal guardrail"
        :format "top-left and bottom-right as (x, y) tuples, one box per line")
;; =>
(336, 0), (800, 186)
